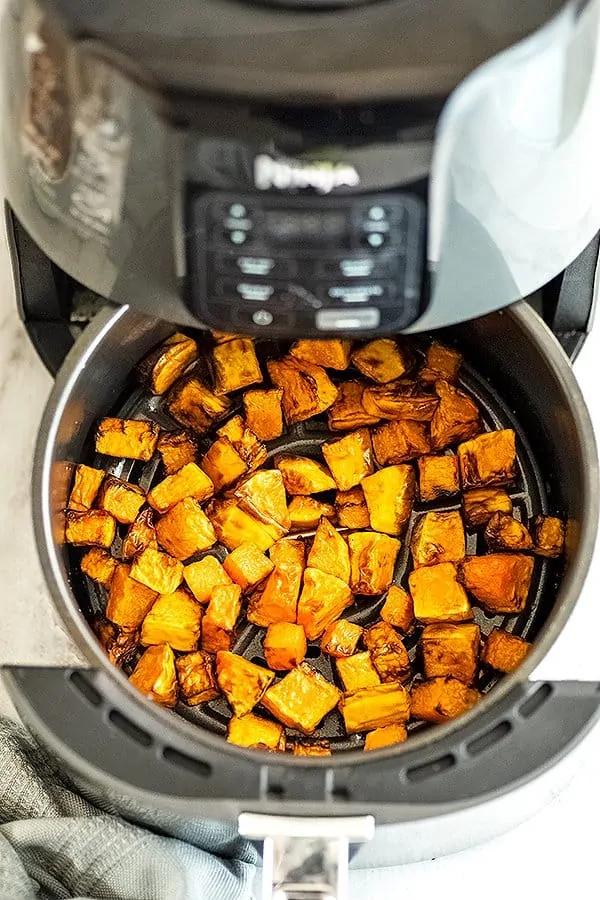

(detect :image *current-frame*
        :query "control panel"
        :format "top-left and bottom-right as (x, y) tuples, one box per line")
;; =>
(186, 191), (425, 336)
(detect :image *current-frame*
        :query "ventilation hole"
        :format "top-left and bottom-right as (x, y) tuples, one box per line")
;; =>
(467, 720), (512, 756)
(108, 709), (152, 747)
(406, 753), (456, 783)
(331, 786), (350, 801)
(306, 646), (321, 659)
(69, 671), (102, 707)
(162, 747), (212, 778)
(519, 683), (553, 718)
(266, 783), (285, 799)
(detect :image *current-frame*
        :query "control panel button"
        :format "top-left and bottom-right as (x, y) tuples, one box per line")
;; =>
(227, 229), (251, 246)
(211, 253), (296, 279)
(319, 255), (397, 279)
(363, 232), (387, 249)
(316, 308), (381, 330)
(327, 282), (386, 304)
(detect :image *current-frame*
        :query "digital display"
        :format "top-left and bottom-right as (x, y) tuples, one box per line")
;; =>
(265, 209), (347, 244)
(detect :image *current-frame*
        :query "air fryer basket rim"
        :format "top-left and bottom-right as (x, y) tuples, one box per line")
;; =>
(29, 300), (599, 765)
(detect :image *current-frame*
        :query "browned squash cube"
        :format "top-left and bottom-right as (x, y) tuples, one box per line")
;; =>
(201, 624), (233, 653)
(211, 330), (241, 344)
(243, 388), (284, 441)
(121, 508), (159, 560)
(95, 418), (160, 461)
(482, 628), (531, 672)
(321, 620), (363, 658)
(292, 740), (332, 757)
(485, 512), (533, 552)
(417, 454), (460, 502)
(411, 511), (466, 568)
(141, 588), (202, 651)
(336, 652), (381, 693)
(234, 470), (291, 534)
(156, 498), (217, 560)
(97, 476), (146, 525)
(327, 381), (380, 432)
(247, 538), (305, 626)
(129, 643), (178, 707)
(459, 554), (534, 613)
(335, 487), (370, 530)
(430, 381), (481, 451)
(267, 356), (338, 424)
(364, 724), (407, 751)
(288, 497), (336, 532)
(462, 488), (513, 528)
(184, 555), (232, 604)
(200, 437), (247, 493)
(348, 532), (400, 595)
(340, 682), (410, 733)
(217, 416), (267, 471)
(419, 342), (462, 384)
(148, 462), (214, 514)
(106, 563), (157, 628)
(263, 623), (307, 670)
(227, 713), (285, 751)
(351, 338), (411, 383)
(361, 465), (416, 536)
(362, 383), (438, 421)
(68, 464), (105, 511)
(130, 547), (184, 595)
(167, 375), (231, 433)
(275, 455), (336, 495)
(137, 332), (198, 395)
(363, 622), (411, 683)
(409, 562), (472, 623)
(223, 543), (274, 591)
(458, 429), (517, 489)
(65, 509), (116, 549)
(531, 515), (565, 558)
(202, 583), (241, 652)
(92, 617), (139, 669)
(207, 499), (278, 552)
(176, 651), (219, 705)
(372, 420), (430, 466)
(410, 676), (481, 723)
(297, 568), (353, 640)
(213, 338), (262, 394)
(290, 338), (351, 370)
(307, 517), (350, 583)
(262, 662), (341, 734)
(421, 623), (481, 683)
(81, 548), (117, 587)
(216, 651), (275, 716)
(381, 585), (414, 634)
(157, 431), (198, 475)
(322, 429), (374, 491)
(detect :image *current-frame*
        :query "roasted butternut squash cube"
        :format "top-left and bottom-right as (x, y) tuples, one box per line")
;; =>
(381, 585), (414, 634)
(410, 676), (481, 723)
(430, 381), (481, 451)
(148, 462), (214, 514)
(157, 431), (198, 476)
(363, 622), (411, 683)
(106, 563), (158, 628)
(307, 518), (350, 583)
(247, 538), (305, 626)
(372, 419), (430, 466)
(335, 652), (381, 693)
(348, 532), (400, 595)
(481, 628), (531, 672)
(211, 330), (242, 344)
(202, 583), (241, 652)
(81, 548), (118, 587)
(485, 512), (533, 552)
(362, 383), (438, 421)
(92, 617), (139, 668)
(156, 498), (216, 560)
(290, 338), (351, 370)
(292, 740), (332, 757)
(411, 511), (466, 568)
(200, 437), (247, 493)
(267, 356), (338, 424)
(417, 454), (460, 502)
(137, 332), (198, 395)
(68, 464), (105, 511)
(263, 623), (307, 670)
(459, 553), (534, 613)
(421, 623), (481, 683)
(335, 487), (370, 530)
(235, 470), (290, 534)
(216, 651), (275, 716)
(297, 567), (353, 640)
(95, 418), (160, 461)
(121, 508), (158, 560)
(97, 476), (146, 525)
(419, 342), (462, 384)
(321, 619), (363, 658)
(364, 724), (407, 751)
(223, 543), (274, 591)
(201, 623), (234, 653)
(322, 429), (374, 491)
(275, 455), (336, 495)
(340, 682), (410, 733)
(361, 465), (415, 536)
(207, 499), (278, 552)
(531, 515), (565, 558)
(176, 651), (219, 705)
(409, 562), (472, 623)
(288, 497), (336, 531)
(262, 663), (341, 734)
(351, 339), (411, 383)
(65, 509), (116, 549)
(167, 375), (231, 433)
(217, 416), (267, 471)
(129, 644), (178, 707)
(328, 381), (380, 431)
(243, 388), (284, 441)
(140, 588), (202, 652)
(184, 555), (232, 604)
(130, 547), (184, 595)
(213, 338), (262, 394)
(227, 713), (285, 751)
(462, 488), (513, 528)
(458, 429), (517, 489)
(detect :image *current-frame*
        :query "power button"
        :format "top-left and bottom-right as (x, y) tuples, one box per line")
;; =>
(315, 308), (381, 331)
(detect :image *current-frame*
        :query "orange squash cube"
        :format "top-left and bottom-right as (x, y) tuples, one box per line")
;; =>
(262, 663), (341, 735)
(121, 508), (159, 560)
(275, 455), (336, 495)
(140, 588), (202, 652)
(65, 509), (116, 549)
(361, 383), (438, 421)
(223, 543), (274, 592)
(297, 567), (353, 640)
(411, 511), (466, 568)
(80, 548), (118, 587)
(148, 462), (214, 514)
(205, 583), (242, 632)
(531, 515), (565, 558)
(485, 512), (533, 552)
(419, 341), (462, 384)
(481, 628), (531, 672)
(227, 713), (285, 751)
(335, 652), (381, 694)
(217, 415), (268, 471)
(348, 532), (400, 595)
(380, 585), (414, 634)
(129, 644), (178, 707)
(97, 476), (146, 525)
(410, 676), (481, 723)
(372, 419), (430, 467)
(200, 437), (248, 493)
(364, 724), (408, 751)
(137, 332), (198, 395)
(130, 547), (184, 595)
(458, 429), (517, 489)
(288, 497), (336, 532)
(156, 430), (198, 475)
(156, 498), (216, 560)
(243, 388), (284, 441)
(184, 555), (232, 604)
(263, 623), (307, 670)
(290, 338), (351, 370)
(167, 375), (231, 433)
(361, 465), (415, 536)
(234, 469), (291, 534)
(459, 553), (534, 614)
(106, 563), (157, 628)
(335, 487), (370, 530)
(409, 562), (472, 623)
(213, 338), (262, 394)
(340, 682), (410, 733)
(417, 454), (460, 502)
(176, 651), (219, 706)
(207, 499), (279, 552)
(462, 488), (513, 529)
(351, 339), (411, 383)
(322, 428), (374, 491)
(430, 381), (481, 451)
(267, 356), (338, 425)
(307, 517), (350, 583)
(68, 464), (105, 511)
(216, 651), (275, 716)
(247, 538), (305, 626)
(327, 381), (380, 431)
(363, 622), (411, 683)
(292, 740), (332, 757)
(320, 620), (363, 658)
(421, 623), (481, 683)
(95, 417), (160, 461)
(92, 618), (139, 669)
